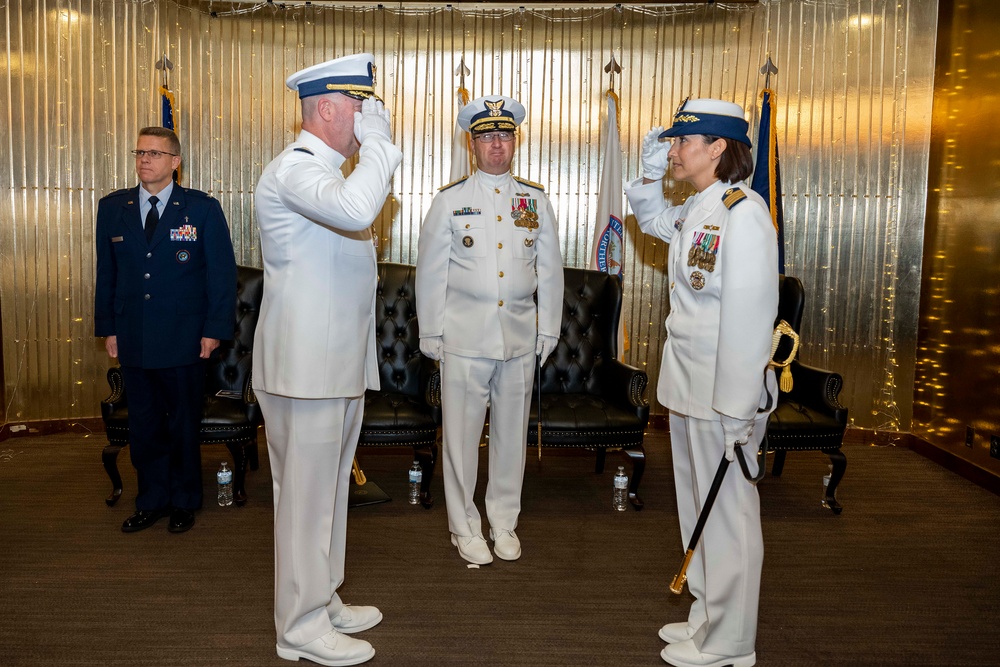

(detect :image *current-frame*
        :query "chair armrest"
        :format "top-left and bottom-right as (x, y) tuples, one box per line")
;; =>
(416, 353), (442, 410)
(784, 360), (848, 423)
(424, 365), (443, 424)
(101, 367), (127, 421)
(243, 371), (262, 425)
(595, 360), (650, 415)
(426, 369), (441, 408)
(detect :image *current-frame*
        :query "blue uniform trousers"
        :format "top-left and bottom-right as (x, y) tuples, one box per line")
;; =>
(121, 363), (205, 511)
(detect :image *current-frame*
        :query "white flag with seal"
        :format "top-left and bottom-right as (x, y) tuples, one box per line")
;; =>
(591, 90), (627, 356)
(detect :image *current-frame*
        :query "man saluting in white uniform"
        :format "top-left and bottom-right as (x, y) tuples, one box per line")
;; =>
(253, 53), (401, 667)
(416, 95), (564, 565)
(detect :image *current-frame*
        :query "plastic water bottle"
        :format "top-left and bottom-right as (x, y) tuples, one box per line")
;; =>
(217, 461), (233, 507)
(613, 466), (629, 511)
(407, 461), (422, 505)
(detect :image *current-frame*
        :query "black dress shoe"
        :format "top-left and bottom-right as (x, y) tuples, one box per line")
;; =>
(121, 509), (166, 533)
(168, 509), (196, 533)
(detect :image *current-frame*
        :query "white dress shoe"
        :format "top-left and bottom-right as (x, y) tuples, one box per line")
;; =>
(658, 621), (696, 644)
(330, 604), (383, 634)
(661, 638), (755, 667)
(489, 528), (522, 561)
(451, 533), (493, 564)
(276, 630), (374, 666)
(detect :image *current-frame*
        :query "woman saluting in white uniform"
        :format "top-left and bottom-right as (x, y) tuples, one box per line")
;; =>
(625, 98), (779, 667)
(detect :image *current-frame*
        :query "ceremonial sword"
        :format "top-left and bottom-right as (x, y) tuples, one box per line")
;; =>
(669, 449), (732, 594)
(669, 441), (764, 594)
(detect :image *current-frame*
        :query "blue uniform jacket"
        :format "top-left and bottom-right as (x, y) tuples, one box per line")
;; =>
(94, 185), (237, 369)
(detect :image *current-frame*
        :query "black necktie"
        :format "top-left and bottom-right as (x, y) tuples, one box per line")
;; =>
(145, 195), (160, 242)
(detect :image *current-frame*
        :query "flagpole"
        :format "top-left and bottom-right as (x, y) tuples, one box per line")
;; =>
(449, 56), (472, 182)
(154, 54), (178, 183)
(592, 54), (627, 358)
(751, 54), (785, 274)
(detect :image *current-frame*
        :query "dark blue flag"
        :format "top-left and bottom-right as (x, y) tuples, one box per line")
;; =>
(160, 85), (175, 131)
(751, 89), (786, 274)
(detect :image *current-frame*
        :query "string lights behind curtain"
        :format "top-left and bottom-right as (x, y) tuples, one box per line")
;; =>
(0, 0), (935, 428)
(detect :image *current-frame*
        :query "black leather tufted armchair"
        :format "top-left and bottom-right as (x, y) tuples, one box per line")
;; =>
(527, 267), (650, 509)
(357, 262), (441, 508)
(100, 265), (264, 507)
(765, 275), (849, 514)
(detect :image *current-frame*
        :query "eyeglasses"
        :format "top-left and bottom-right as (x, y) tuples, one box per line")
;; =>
(131, 149), (177, 159)
(474, 132), (515, 144)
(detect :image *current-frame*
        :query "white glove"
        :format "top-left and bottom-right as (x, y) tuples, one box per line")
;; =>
(536, 334), (559, 366)
(419, 336), (443, 361)
(720, 415), (754, 462)
(353, 97), (392, 144)
(640, 126), (669, 181)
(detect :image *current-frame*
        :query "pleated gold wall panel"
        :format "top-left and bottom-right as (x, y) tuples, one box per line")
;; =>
(0, 1), (937, 427)
(916, 0), (1000, 462)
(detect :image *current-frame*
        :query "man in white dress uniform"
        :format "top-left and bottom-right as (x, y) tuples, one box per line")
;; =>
(415, 95), (564, 565)
(624, 99), (778, 667)
(253, 53), (402, 667)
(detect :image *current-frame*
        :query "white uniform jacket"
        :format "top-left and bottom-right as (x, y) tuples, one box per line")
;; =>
(625, 179), (778, 421)
(415, 170), (563, 360)
(253, 129), (402, 398)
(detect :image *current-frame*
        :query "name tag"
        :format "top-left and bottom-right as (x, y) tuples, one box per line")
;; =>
(111, 236), (124, 242)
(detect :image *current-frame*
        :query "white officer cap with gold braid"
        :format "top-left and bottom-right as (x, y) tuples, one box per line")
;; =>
(659, 98), (751, 146)
(286, 53), (382, 102)
(458, 95), (526, 134)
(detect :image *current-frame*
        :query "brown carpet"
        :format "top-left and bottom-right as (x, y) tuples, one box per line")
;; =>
(1, 430), (998, 666)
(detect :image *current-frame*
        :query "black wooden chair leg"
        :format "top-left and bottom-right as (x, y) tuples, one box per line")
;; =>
(823, 448), (846, 515)
(624, 446), (646, 510)
(594, 447), (607, 474)
(770, 449), (787, 477)
(225, 442), (249, 507)
(102, 443), (126, 506)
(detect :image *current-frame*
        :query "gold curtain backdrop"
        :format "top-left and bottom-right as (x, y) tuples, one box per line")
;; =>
(0, 0), (936, 428)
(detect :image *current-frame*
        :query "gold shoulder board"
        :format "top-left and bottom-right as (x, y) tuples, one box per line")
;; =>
(513, 176), (545, 192)
(438, 176), (469, 191)
(722, 187), (747, 210)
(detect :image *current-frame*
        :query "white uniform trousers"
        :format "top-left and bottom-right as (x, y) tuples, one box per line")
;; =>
(257, 390), (363, 648)
(669, 410), (766, 657)
(441, 352), (534, 537)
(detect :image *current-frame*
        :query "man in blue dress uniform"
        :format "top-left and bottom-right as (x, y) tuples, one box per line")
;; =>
(94, 126), (237, 534)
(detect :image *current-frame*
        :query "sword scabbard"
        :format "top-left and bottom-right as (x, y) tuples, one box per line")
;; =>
(669, 548), (695, 594)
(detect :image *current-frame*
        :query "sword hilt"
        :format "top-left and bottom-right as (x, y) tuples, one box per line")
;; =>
(669, 548), (695, 594)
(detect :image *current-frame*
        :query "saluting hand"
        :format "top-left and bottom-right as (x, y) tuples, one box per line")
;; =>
(640, 126), (669, 181)
(353, 97), (392, 144)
